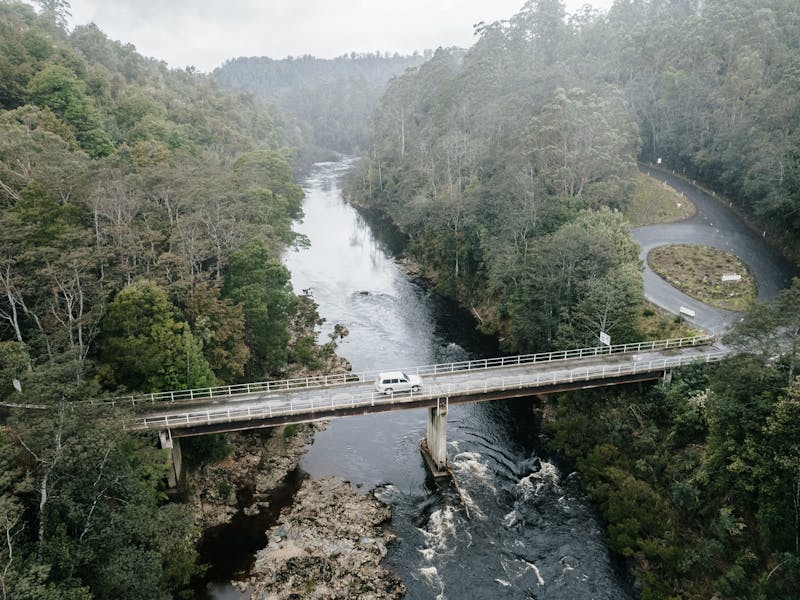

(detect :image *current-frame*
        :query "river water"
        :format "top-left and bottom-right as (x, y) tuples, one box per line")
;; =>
(278, 160), (633, 599)
(196, 160), (632, 598)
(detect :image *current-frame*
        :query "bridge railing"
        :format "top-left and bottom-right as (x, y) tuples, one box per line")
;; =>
(127, 347), (726, 431)
(100, 334), (713, 409)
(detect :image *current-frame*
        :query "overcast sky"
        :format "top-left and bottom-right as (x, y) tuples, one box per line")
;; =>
(60, 0), (614, 73)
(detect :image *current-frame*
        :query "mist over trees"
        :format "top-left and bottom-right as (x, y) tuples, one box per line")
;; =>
(213, 52), (426, 155)
(351, 0), (800, 345)
(2, 0), (800, 597)
(349, 0), (644, 351)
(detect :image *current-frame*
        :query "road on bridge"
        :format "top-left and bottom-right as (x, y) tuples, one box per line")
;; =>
(130, 168), (795, 437)
(130, 338), (724, 434)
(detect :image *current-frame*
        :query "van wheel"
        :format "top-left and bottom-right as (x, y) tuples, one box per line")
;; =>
(384, 388), (393, 395)
(411, 385), (420, 392)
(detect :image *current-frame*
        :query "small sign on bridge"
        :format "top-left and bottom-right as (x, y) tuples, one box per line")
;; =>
(599, 331), (611, 346)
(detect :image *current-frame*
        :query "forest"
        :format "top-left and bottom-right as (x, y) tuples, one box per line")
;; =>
(213, 53), (426, 156)
(347, 0), (800, 597)
(0, 2), (327, 597)
(350, 0), (800, 352)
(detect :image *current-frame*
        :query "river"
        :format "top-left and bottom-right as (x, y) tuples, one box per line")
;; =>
(198, 159), (633, 599)
(284, 160), (632, 599)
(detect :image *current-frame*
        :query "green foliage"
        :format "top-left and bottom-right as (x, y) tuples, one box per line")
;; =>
(223, 242), (296, 378)
(349, 13), (642, 351)
(0, 6), (322, 599)
(546, 299), (800, 597)
(724, 277), (800, 382)
(509, 209), (643, 351)
(0, 359), (201, 598)
(181, 434), (231, 467)
(0, 340), (30, 395)
(27, 64), (113, 157)
(184, 282), (250, 383)
(99, 281), (216, 392)
(283, 424), (300, 440)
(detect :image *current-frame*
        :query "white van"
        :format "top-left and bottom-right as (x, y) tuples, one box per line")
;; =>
(374, 371), (422, 394)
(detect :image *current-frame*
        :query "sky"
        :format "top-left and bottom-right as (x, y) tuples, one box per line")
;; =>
(59, 0), (615, 73)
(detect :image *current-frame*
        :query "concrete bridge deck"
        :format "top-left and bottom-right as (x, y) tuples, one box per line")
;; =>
(126, 336), (725, 437)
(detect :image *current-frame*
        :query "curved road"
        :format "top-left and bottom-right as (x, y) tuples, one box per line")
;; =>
(634, 165), (797, 335)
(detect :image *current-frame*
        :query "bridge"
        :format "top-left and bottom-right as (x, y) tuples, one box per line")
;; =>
(114, 335), (725, 483)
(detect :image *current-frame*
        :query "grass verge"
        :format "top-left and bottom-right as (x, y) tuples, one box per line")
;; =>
(648, 244), (757, 311)
(626, 173), (696, 226)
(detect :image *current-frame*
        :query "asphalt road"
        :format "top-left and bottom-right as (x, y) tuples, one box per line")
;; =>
(634, 165), (797, 335)
(134, 341), (723, 431)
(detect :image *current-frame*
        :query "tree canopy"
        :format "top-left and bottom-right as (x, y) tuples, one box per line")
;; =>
(0, 3), (316, 597)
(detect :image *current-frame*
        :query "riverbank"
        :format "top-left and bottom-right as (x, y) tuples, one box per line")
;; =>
(241, 477), (405, 599)
(186, 424), (322, 529)
(186, 287), (406, 597)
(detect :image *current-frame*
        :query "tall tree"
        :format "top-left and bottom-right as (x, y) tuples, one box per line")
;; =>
(98, 281), (215, 392)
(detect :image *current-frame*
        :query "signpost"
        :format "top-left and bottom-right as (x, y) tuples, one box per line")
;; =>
(599, 331), (611, 346)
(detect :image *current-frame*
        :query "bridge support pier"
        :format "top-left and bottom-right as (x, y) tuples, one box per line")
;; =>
(422, 399), (449, 478)
(663, 369), (673, 386)
(159, 430), (182, 488)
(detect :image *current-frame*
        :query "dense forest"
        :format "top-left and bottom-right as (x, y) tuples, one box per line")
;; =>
(349, 0), (800, 597)
(213, 53), (426, 155)
(0, 2), (323, 597)
(547, 282), (800, 598)
(350, 0), (800, 350)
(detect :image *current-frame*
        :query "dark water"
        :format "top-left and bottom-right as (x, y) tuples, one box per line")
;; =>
(281, 161), (633, 599)
(193, 466), (307, 598)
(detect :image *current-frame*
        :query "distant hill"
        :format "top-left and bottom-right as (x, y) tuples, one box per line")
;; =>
(214, 52), (427, 155)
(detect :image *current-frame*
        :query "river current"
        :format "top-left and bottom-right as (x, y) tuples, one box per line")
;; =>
(283, 161), (632, 599)
(199, 160), (632, 599)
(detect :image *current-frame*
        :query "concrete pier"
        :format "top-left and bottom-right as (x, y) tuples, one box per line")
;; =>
(159, 430), (182, 488)
(422, 399), (449, 477)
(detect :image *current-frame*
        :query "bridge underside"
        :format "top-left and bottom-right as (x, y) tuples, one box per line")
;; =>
(166, 371), (663, 438)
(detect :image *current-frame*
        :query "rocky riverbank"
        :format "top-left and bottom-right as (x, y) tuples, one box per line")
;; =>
(186, 424), (323, 528)
(242, 477), (405, 599)
(186, 287), (405, 597)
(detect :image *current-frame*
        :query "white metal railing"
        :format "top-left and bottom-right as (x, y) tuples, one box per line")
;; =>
(96, 335), (713, 408)
(126, 348), (727, 431)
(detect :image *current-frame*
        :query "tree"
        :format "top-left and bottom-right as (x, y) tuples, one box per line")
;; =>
(98, 281), (215, 392)
(33, 0), (71, 31)
(754, 378), (800, 554)
(27, 65), (113, 158)
(184, 282), (250, 382)
(725, 277), (800, 383)
(510, 208), (642, 351)
(222, 241), (295, 377)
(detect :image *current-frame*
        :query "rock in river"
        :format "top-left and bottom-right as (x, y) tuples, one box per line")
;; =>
(248, 477), (405, 599)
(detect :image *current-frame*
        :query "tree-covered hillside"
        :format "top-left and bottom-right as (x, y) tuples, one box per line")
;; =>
(351, 0), (800, 346)
(0, 2), (315, 597)
(214, 53), (426, 155)
(349, 1), (645, 352)
(547, 282), (800, 598)
(349, 0), (800, 597)
(601, 0), (800, 256)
